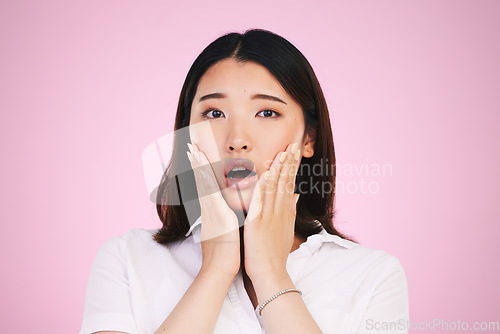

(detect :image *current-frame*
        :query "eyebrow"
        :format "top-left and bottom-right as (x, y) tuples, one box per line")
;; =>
(198, 93), (287, 105)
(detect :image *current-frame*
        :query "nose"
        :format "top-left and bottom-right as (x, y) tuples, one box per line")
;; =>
(225, 121), (252, 153)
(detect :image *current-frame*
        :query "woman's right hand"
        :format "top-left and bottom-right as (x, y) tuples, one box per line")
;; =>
(187, 143), (241, 279)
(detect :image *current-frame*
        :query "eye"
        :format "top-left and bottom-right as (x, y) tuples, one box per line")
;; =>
(256, 109), (281, 118)
(201, 108), (225, 119)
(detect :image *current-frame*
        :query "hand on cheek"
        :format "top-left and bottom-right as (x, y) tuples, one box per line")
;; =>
(243, 143), (301, 280)
(187, 143), (241, 279)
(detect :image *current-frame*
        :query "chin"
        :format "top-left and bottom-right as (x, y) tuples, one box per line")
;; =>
(221, 185), (255, 216)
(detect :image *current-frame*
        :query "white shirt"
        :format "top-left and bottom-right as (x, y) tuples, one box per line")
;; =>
(80, 217), (409, 334)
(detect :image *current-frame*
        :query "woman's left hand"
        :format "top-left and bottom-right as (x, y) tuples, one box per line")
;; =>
(243, 143), (301, 280)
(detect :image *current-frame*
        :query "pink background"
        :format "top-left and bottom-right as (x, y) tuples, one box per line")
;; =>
(1, 0), (499, 333)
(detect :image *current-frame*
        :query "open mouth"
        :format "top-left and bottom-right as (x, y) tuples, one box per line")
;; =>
(226, 166), (256, 180)
(224, 158), (257, 190)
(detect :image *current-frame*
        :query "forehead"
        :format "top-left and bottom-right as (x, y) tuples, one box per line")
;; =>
(196, 58), (288, 97)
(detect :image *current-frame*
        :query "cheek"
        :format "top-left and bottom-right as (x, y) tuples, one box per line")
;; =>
(257, 127), (303, 171)
(261, 141), (286, 161)
(189, 121), (222, 163)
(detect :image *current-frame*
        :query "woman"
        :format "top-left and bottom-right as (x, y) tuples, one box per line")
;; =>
(80, 29), (409, 334)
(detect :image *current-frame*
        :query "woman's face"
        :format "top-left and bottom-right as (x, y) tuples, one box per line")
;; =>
(189, 58), (314, 213)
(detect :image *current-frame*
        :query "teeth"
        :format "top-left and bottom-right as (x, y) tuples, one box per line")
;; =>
(231, 166), (246, 172)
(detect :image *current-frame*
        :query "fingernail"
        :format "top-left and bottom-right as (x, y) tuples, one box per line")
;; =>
(294, 149), (301, 161)
(186, 151), (193, 163)
(279, 152), (287, 163)
(187, 143), (194, 154)
(291, 143), (298, 154)
(264, 170), (272, 180)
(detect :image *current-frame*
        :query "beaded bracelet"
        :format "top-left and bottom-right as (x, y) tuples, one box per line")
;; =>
(257, 288), (302, 315)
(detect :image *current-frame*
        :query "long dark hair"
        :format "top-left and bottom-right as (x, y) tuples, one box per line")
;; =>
(154, 29), (352, 244)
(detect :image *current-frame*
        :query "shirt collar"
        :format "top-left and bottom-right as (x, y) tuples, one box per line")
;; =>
(316, 229), (354, 249)
(185, 217), (353, 250)
(185, 216), (202, 243)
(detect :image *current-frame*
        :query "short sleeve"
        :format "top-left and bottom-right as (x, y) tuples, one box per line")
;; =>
(355, 256), (410, 334)
(79, 235), (139, 334)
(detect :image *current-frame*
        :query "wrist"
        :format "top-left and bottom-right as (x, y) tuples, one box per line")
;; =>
(250, 271), (295, 305)
(247, 266), (288, 285)
(246, 261), (289, 280)
(198, 265), (238, 284)
(257, 288), (302, 316)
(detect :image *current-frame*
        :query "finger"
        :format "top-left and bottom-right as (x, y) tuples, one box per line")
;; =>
(245, 171), (265, 225)
(289, 193), (300, 219)
(187, 143), (223, 203)
(261, 144), (291, 218)
(275, 143), (299, 211)
(186, 150), (205, 192)
(246, 160), (271, 224)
